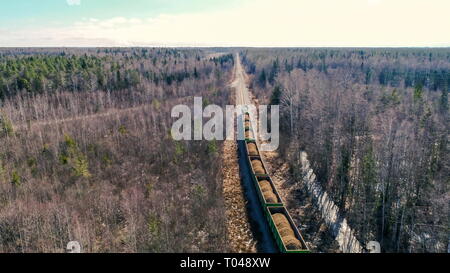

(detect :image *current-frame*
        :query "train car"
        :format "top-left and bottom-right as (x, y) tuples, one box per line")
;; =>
(245, 141), (283, 207)
(244, 127), (254, 141)
(254, 176), (283, 207)
(244, 112), (251, 122)
(266, 206), (309, 253)
(241, 112), (309, 253)
(242, 113), (283, 206)
(241, 112), (254, 141)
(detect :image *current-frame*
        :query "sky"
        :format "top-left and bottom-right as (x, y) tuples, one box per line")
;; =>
(0, 0), (449, 47)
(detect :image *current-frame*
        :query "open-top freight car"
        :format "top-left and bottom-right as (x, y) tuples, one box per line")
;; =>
(240, 112), (309, 253)
(243, 113), (254, 141)
(243, 112), (283, 206)
(245, 127), (254, 141)
(266, 206), (309, 253)
(245, 141), (283, 207)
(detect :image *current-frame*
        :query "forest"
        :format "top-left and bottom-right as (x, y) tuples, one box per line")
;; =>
(0, 48), (234, 252)
(241, 48), (449, 253)
(0, 47), (448, 253)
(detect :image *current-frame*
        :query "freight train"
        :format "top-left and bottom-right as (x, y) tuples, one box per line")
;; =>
(242, 112), (309, 253)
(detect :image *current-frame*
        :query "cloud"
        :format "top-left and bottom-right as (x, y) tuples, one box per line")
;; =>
(2, 0), (450, 47)
(67, 0), (81, 6)
(62, 0), (450, 47)
(367, 0), (382, 6)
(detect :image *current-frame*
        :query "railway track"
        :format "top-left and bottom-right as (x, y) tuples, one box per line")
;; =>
(232, 54), (309, 253)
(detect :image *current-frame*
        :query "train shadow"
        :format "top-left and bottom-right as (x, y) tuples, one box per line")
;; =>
(237, 140), (278, 253)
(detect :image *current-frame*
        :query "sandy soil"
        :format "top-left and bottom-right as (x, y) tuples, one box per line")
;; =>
(221, 54), (256, 253)
(222, 139), (257, 252)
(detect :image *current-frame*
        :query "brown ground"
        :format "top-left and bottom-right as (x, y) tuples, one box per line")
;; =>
(222, 139), (256, 253)
(221, 54), (256, 253)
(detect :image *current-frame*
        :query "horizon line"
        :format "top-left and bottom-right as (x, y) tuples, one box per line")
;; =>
(1, 45), (450, 49)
